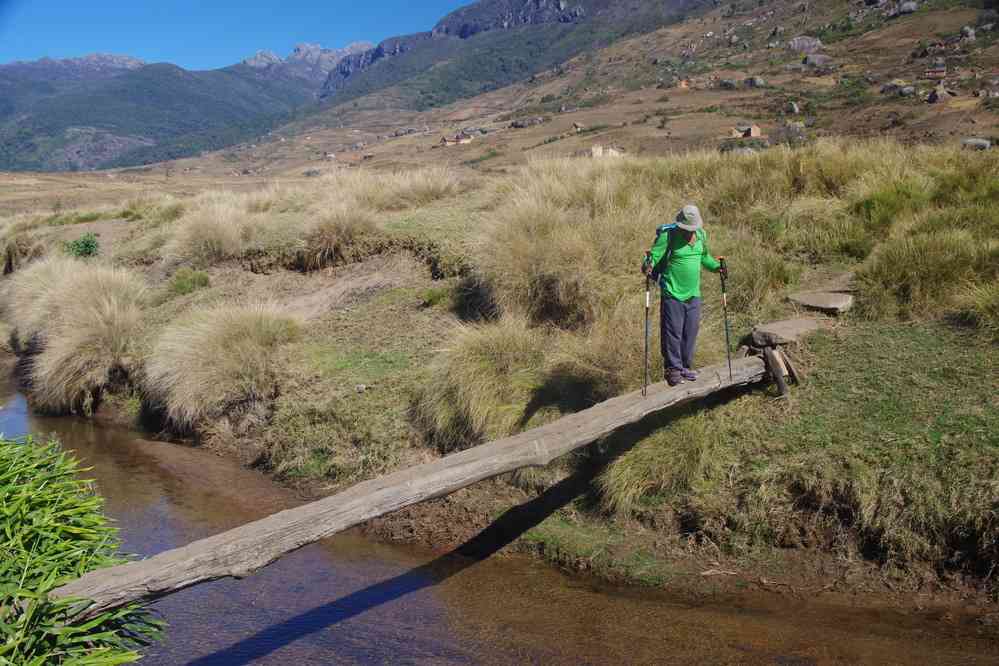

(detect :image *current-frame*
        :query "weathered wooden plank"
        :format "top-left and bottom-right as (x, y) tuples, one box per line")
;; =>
(51, 356), (767, 618)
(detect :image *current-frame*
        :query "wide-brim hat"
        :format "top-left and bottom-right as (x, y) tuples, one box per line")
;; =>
(675, 204), (703, 232)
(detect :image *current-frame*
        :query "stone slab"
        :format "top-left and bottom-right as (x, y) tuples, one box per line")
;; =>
(789, 291), (854, 314)
(751, 318), (822, 346)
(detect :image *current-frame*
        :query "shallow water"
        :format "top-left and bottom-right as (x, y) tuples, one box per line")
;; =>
(2, 380), (996, 665)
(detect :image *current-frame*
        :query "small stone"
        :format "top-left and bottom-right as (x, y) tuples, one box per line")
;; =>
(788, 35), (824, 54)
(788, 101), (801, 114)
(803, 53), (833, 68)
(962, 138), (991, 151)
(789, 291), (855, 314)
(355, 384), (368, 394)
(751, 318), (823, 346)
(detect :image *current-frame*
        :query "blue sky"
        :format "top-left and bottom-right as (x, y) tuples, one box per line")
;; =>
(0, 0), (469, 69)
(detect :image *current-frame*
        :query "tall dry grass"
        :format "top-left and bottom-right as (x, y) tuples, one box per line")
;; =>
(143, 303), (300, 430)
(160, 167), (459, 269)
(8, 257), (147, 413)
(416, 140), (999, 576)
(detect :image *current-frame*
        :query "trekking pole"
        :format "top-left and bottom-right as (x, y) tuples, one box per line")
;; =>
(643, 252), (652, 397)
(720, 257), (733, 382)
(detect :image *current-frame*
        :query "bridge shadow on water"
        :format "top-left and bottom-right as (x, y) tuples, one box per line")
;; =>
(187, 459), (609, 665)
(185, 390), (744, 665)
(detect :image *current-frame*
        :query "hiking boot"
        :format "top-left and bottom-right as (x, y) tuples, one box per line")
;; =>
(681, 368), (698, 382)
(665, 370), (685, 387)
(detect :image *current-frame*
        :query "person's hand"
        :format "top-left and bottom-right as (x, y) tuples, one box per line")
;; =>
(641, 262), (652, 277)
(717, 257), (728, 277)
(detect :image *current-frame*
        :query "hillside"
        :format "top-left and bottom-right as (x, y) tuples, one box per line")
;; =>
(0, 45), (368, 172)
(177, 0), (995, 181)
(0, 0), (704, 172)
(319, 0), (698, 109)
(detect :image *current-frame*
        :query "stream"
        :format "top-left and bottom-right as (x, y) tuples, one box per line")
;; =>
(2, 377), (996, 665)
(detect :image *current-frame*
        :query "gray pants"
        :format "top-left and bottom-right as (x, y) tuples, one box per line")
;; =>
(661, 295), (702, 371)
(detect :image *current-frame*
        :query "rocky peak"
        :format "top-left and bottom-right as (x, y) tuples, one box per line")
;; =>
(433, 0), (587, 39)
(243, 50), (283, 68)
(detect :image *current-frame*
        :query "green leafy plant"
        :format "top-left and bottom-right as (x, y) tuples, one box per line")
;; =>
(64, 232), (100, 258)
(0, 437), (160, 663)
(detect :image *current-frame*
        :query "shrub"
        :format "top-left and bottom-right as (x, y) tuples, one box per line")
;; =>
(0, 437), (159, 663)
(169, 267), (211, 295)
(64, 232), (100, 258)
(144, 304), (300, 430)
(10, 258), (148, 413)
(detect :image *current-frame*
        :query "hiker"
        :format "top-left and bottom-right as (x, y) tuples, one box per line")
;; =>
(642, 205), (726, 386)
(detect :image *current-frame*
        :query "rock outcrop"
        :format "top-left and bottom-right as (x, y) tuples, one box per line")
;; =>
(321, 33), (435, 96)
(243, 42), (373, 86)
(432, 0), (587, 39)
(321, 0), (598, 98)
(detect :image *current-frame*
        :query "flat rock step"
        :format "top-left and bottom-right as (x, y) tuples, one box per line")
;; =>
(789, 291), (854, 314)
(752, 318), (822, 346)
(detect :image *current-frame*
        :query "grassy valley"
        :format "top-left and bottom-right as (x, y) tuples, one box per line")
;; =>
(2, 1), (999, 660)
(0, 140), (996, 601)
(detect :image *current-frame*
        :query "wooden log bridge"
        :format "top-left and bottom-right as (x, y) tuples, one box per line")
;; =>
(53, 356), (772, 619)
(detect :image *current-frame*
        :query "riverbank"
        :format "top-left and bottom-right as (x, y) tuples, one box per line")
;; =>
(6, 387), (998, 663)
(1, 140), (996, 611)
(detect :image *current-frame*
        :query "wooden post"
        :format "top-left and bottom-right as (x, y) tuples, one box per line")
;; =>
(763, 347), (790, 398)
(51, 357), (767, 619)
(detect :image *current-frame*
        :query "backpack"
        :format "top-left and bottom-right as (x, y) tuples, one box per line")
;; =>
(650, 224), (706, 283)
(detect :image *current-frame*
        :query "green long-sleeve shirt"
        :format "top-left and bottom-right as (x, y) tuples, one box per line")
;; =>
(647, 225), (721, 301)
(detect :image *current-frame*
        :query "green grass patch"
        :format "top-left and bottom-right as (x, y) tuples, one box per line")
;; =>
(0, 437), (160, 663)
(462, 149), (502, 167)
(305, 345), (413, 384)
(43, 211), (103, 226)
(169, 267), (210, 296)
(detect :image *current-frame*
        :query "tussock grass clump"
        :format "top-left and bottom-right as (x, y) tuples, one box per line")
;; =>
(414, 316), (548, 452)
(857, 232), (998, 319)
(30, 267), (147, 413)
(144, 304), (300, 431)
(598, 413), (730, 516)
(952, 282), (999, 340)
(165, 193), (246, 265)
(325, 167), (459, 211)
(119, 194), (186, 224)
(0, 437), (159, 663)
(7, 256), (79, 348)
(298, 206), (379, 271)
(8, 257), (147, 413)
